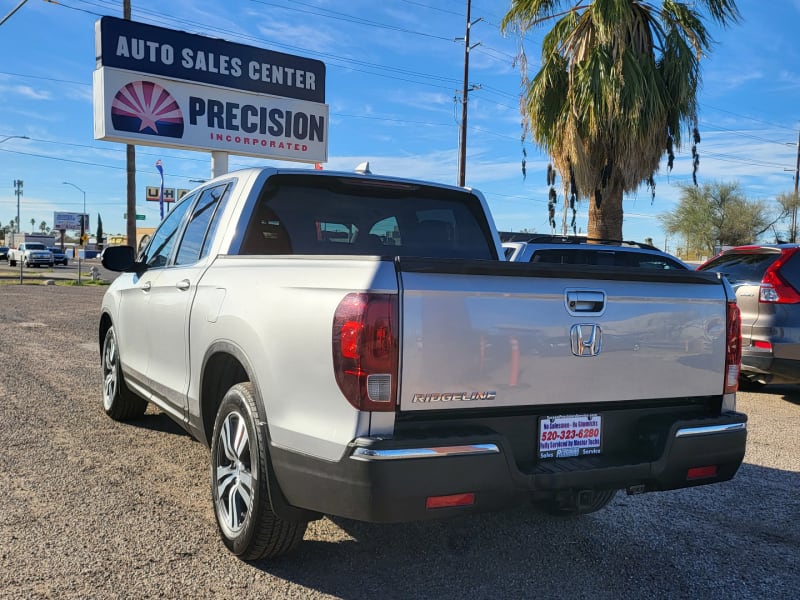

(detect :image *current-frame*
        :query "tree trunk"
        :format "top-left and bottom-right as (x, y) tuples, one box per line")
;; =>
(587, 185), (624, 241)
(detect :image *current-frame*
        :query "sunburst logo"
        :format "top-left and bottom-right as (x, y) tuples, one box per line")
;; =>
(111, 81), (184, 138)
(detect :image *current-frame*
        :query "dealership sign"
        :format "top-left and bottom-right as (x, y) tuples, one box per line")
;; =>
(94, 68), (327, 162)
(93, 17), (328, 163)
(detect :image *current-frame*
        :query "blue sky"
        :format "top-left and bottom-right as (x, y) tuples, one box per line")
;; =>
(1, 0), (798, 250)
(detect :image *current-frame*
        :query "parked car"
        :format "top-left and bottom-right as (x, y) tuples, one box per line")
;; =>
(499, 233), (690, 269)
(698, 244), (800, 386)
(48, 247), (69, 266)
(0, 246), (8, 261)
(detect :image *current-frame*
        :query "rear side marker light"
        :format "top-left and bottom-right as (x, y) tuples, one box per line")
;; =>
(687, 466), (718, 480)
(426, 493), (475, 509)
(752, 340), (772, 351)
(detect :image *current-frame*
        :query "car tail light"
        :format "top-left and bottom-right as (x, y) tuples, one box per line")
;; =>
(760, 248), (800, 304)
(724, 301), (741, 394)
(333, 293), (398, 412)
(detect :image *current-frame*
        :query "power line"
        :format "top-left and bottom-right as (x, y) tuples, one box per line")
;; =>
(703, 104), (798, 133)
(700, 123), (797, 146)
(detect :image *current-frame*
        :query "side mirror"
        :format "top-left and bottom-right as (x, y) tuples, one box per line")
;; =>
(101, 245), (145, 273)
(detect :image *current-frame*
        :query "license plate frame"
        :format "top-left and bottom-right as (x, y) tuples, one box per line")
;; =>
(538, 414), (602, 459)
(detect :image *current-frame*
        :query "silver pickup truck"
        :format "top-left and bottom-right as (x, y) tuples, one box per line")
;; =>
(99, 167), (747, 560)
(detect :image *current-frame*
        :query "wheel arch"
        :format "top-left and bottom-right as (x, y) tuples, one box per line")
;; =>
(200, 342), (322, 523)
(200, 341), (252, 447)
(99, 312), (113, 359)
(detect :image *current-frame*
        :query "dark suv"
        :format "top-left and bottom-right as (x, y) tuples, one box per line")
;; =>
(48, 247), (68, 266)
(698, 244), (800, 386)
(499, 233), (689, 269)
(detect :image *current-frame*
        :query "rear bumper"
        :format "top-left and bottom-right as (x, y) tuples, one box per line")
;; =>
(269, 411), (747, 523)
(741, 352), (800, 384)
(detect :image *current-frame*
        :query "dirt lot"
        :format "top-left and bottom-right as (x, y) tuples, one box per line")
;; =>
(1, 283), (798, 599)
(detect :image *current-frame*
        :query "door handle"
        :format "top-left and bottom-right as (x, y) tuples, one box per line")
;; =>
(176, 279), (191, 291)
(565, 290), (606, 314)
(141, 281), (151, 292)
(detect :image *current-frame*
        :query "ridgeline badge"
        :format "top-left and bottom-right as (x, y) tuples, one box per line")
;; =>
(412, 391), (497, 403)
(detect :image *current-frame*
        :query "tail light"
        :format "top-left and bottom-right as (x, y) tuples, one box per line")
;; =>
(760, 248), (800, 303)
(332, 293), (398, 412)
(724, 301), (741, 394)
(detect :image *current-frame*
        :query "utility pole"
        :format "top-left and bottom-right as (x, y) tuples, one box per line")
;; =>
(792, 128), (800, 243)
(13, 179), (23, 234)
(458, 0), (481, 188)
(124, 0), (137, 248)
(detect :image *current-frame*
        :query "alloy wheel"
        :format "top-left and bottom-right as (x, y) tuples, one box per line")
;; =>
(215, 412), (254, 537)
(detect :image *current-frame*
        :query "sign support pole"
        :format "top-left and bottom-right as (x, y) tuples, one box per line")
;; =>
(211, 151), (229, 178)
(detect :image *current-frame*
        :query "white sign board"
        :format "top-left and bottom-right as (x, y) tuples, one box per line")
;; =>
(93, 67), (328, 163)
(54, 212), (89, 231)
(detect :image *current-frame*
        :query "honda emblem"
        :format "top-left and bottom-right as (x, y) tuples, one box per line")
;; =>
(570, 324), (602, 357)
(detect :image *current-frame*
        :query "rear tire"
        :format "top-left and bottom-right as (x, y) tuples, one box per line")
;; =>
(9, 258), (15, 266)
(101, 326), (147, 421)
(211, 382), (307, 560)
(534, 489), (617, 517)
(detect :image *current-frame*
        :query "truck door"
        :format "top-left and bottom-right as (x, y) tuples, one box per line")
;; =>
(144, 184), (231, 418)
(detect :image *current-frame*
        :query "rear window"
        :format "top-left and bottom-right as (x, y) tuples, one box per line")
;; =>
(699, 252), (780, 284)
(238, 175), (496, 259)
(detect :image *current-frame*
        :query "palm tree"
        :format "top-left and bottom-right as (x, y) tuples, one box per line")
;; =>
(30, 218), (35, 233)
(501, 1), (740, 240)
(39, 220), (48, 234)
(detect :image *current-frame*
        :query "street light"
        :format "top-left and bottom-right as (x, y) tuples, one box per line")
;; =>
(0, 134), (29, 144)
(63, 181), (86, 284)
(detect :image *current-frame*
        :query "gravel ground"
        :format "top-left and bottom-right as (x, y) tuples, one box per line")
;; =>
(1, 283), (798, 600)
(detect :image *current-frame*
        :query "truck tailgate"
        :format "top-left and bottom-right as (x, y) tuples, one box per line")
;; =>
(398, 259), (728, 412)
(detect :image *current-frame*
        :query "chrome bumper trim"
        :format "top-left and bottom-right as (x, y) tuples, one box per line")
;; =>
(351, 443), (500, 461)
(675, 422), (747, 438)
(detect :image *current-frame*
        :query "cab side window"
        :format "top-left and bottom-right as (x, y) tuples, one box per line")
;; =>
(141, 194), (195, 268)
(175, 184), (230, 265)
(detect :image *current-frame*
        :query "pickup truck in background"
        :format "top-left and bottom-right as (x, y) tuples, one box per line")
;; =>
(99, 167), (747, 561)
(8, 242), (54, 267)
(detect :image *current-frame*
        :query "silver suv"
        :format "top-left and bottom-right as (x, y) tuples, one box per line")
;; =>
(698, 244), (800, 386)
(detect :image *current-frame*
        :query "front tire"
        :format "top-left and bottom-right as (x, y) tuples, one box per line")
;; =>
(101, 326), (147, 421)
(211, 382), (307, 560)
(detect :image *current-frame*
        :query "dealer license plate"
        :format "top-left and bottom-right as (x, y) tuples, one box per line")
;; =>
(539, 414), (602, 459)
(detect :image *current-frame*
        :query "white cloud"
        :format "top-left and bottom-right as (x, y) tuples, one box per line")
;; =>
(6, 85), (51, 100)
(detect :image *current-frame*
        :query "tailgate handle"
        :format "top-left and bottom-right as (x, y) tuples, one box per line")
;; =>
(566, 290), (605, 314)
